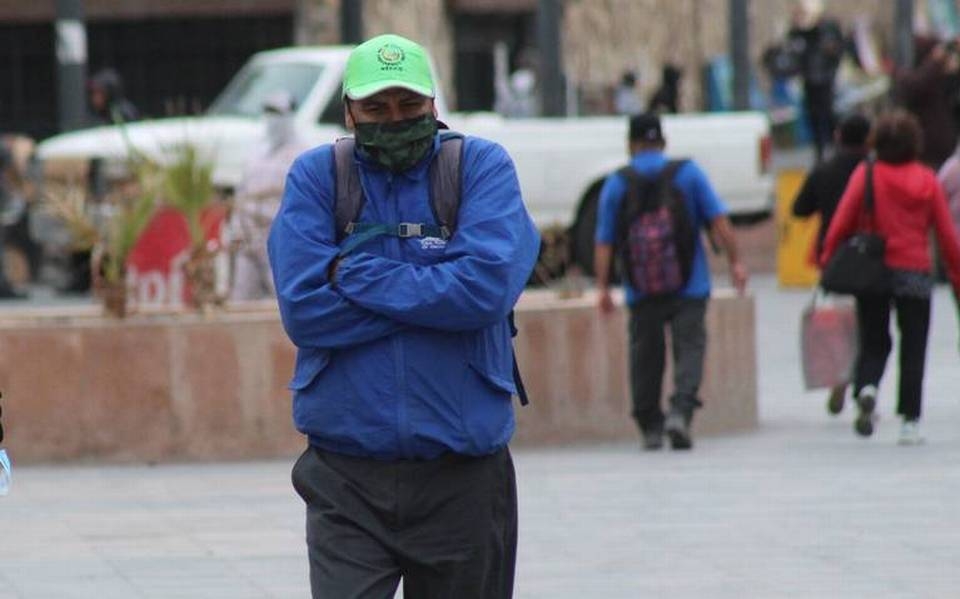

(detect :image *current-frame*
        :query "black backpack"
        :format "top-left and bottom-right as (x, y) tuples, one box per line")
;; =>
(614, 160), (696, 296)
(331, 132), (529, 405)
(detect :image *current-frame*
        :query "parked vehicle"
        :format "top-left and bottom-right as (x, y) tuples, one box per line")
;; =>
(36, 46), (774, 276)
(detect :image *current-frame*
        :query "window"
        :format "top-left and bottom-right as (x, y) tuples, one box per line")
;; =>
(318, 82), (344, 125)
(207, 62), (323, 117)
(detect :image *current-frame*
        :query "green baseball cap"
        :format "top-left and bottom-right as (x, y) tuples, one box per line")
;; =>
(342, 34), (435, 100)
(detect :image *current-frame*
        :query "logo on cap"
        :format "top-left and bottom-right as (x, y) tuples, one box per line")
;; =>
(377, 44), (405, 70)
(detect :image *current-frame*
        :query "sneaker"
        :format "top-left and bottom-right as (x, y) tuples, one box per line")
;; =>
(641, 427), (663, 451)
(664, 411), (693, 450)
(898, 420), (925, 446)
(853, 385), (878, 438)
(826, 384), (846, 416)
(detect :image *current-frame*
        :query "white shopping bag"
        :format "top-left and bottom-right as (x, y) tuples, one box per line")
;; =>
(800, 291), (858, 390)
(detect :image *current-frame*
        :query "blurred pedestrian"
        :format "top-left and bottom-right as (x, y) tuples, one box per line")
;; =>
(267, 34), (539, 597)
(786, 0), (845, 162)
(820, 110), (960, 445)
(648, 64), (682, 114)
(937, 137), (960, 339)
(497, 68), (538, 118)
(594, 112), (748, 451)
(793, 113), (871, 257)
(87, 68), (140, 126)
(793, 113), (871, 415)
(0, 142), (26, 299)
(894, 35), (960, 170)
(613, 70), (644, 115)
(228, 91), (307, 301)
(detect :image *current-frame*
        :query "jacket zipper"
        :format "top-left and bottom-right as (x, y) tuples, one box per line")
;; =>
(384, 173), (413, 459)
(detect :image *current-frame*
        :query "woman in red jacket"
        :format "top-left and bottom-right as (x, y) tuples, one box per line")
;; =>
(821, 109), (960, 445)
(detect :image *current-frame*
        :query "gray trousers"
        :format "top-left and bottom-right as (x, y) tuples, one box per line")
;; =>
(292, 446), (517, 599)
(628, 296), (708, 432)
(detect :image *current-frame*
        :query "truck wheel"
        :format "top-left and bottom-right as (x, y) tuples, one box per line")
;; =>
(569, 187), (600, 277)
(568, 185), (618, 283)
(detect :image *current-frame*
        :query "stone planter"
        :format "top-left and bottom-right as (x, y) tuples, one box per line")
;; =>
(99, 279), (128, 318)
(182, 244), (222, 312)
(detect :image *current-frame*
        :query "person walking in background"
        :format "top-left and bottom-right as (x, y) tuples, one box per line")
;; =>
(228, 91), (307, 301)
(792, 113), (871, 415)
(894, 35), (960, 171)
(821, 110), (960, 445)
(614, 70), (644, 115)
(786, 0), (845, 162)
(86, 68), (140, 126)
(267, 34), (539, 598)
(594, 112), (748, 451)
(648, 64), (682, 114)
(0, 143), (25, 299)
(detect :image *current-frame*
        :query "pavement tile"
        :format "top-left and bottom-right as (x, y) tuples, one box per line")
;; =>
(3, 275), (960, 598)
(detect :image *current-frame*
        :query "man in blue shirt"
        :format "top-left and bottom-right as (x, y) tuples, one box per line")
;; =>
(594, 112), (748, 450)
(268, 34), (539, 598)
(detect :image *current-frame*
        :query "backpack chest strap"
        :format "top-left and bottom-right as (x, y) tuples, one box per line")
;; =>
(340, 221), (451, 256)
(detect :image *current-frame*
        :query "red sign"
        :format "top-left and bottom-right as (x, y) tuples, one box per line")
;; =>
(126, 205), (227, 307)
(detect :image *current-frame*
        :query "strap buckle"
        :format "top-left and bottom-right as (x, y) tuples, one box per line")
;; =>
(397, 223), (423, 238)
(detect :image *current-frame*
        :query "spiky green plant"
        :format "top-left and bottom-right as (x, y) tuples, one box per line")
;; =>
(102, 171), (158, 285)
(160, 143), (216, 251)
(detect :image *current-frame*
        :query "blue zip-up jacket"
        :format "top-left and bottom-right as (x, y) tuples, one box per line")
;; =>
(267, 134), (540, 460)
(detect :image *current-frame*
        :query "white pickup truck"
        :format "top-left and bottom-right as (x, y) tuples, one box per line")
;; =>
(36, 45), (774, 272)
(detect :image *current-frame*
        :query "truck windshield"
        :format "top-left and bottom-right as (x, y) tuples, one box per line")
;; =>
(207, 62), (323, 117)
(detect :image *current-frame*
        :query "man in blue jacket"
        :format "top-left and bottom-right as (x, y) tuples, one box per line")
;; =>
(594, 112), (747, 451)
(267, 34), (539, 598)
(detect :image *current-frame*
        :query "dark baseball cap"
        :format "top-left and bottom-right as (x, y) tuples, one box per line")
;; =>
(629, 112), (664, 143)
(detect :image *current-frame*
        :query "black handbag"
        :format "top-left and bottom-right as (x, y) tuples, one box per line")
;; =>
(820, 160), (889, 295)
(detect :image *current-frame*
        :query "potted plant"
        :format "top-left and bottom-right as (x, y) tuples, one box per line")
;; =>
(97, 168), (158, 317)
(159, 143), (221, 311)
(45, 164), (157, 318)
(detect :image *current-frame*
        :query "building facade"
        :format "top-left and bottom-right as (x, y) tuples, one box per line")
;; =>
(0, 0), (907, 139)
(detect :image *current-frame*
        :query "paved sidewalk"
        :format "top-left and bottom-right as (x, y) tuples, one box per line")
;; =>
(3, 275), (960, 598)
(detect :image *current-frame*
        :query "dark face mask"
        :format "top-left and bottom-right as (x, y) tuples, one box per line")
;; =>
(353, 113), (438, 173)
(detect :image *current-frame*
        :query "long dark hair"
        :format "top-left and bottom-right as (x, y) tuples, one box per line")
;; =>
(870, 109), (923, 164)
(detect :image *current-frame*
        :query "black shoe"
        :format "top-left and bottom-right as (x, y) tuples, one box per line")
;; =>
(665, 411), (693, 450)
(827, 384), (846, 415)
(641, 426), (664, 451)
(853, 385), (877, 438)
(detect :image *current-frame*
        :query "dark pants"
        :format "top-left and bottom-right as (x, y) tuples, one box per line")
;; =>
(854, 294), (931, 420)
(804, 83), (835, 162)
(628, 297), (708, 432)
(292, 446), (517, 599)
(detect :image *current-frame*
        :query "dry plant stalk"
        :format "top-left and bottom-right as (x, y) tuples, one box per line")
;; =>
(43, 183), (99, 251)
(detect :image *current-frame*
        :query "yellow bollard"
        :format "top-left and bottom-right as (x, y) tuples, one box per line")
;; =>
(776, 168), (821, 288)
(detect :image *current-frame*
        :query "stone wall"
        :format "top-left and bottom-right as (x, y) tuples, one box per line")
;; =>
(0, 290), (756, 463)
(295, 0), (896, 113)
(563, 0), (895, 111)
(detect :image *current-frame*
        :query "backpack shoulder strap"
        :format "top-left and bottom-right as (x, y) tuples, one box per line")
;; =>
(429, 131), (464, 237)
(333, 137), (363, 239)
(656, 158), (689, 205)
(660, 159), (688, 187)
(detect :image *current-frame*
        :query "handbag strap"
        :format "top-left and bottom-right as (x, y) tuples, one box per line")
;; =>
(859, 158), (877, 231)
